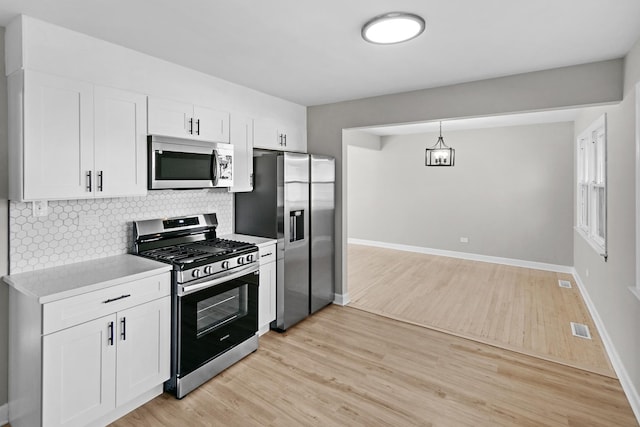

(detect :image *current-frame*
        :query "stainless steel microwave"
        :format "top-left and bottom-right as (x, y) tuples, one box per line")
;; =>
(148, 136), (234, 189)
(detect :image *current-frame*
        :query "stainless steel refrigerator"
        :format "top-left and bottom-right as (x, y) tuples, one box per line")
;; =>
(309, 154), (335, 313)
(235, 151), (311, 331)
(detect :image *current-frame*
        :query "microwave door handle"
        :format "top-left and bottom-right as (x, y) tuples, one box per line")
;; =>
(211, 149), (219, 186)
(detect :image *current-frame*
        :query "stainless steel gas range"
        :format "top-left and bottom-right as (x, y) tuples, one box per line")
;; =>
(133, 213), (259, 398)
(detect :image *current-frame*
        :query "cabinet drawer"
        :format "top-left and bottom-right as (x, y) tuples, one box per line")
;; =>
(43, 273), (171, 335)
(259, 245), (276, 265)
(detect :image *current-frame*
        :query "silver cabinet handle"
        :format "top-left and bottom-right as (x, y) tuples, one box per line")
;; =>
(107, 321), (114, 346)
(196, 119), (200, 135)
(86, 171), (92, 192)
(98, 171), (103, 192)
(120, 317), (126, 341)
(283, 134), (287, 146)
(260, 252), (273, 257)
(103, 294), (131, 304)
(188, 118), (194, 134)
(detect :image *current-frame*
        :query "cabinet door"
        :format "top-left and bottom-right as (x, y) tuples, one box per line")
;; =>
(194, 105), (230, 143)
(254, 119), (306, 152)
(253, 118), (281, 150)
(277, 125), (306, 152)
(116, 297), (171, 406)
(229, 114), (254, 193)
(147, 97), (193, 138)
(258, 259), (276, 334)
(23, 70), (94, 200)
(42, 314), (117, 427)
(94, 86), (147, 197)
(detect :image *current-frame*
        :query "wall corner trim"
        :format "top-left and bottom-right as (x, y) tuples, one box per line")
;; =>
(333, 293), (350, 306)
(573, 271), (640, 424)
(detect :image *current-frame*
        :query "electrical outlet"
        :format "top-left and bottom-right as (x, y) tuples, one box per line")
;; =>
(459, 237), (469, 243)
(32, 200), (48, 217)
(78, 213), (100, 227)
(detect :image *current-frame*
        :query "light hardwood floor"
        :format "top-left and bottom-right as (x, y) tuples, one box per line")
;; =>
(348, 244), (615, 378)
(109, 305), (635, 427)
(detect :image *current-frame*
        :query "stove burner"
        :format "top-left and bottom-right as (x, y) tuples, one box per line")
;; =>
(139, 239), (254, 265)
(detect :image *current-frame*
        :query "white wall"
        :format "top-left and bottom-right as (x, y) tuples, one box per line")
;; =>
(348, 123), (574, 266)
(573, 36), (640, 418)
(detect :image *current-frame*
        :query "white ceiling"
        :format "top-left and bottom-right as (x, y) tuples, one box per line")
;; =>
(0, 1), (639, 107)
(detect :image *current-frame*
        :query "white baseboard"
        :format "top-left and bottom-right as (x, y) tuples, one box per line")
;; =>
(333, 292), (350, 306)
(572, 271), (640, 424)
(348, 238), (574, 274)
(0, 402), (7, 425)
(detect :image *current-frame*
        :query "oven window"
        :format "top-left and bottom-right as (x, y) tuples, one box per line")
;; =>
(156, 151), (212, 180)
(196, 285), (248, 337)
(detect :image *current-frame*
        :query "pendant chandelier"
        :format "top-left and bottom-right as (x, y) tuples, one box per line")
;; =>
(425, 121), (455, 166)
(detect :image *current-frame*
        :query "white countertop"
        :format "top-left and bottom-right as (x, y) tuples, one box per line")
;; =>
(3, 254), (171, 304)
(221, 233), (277, 248)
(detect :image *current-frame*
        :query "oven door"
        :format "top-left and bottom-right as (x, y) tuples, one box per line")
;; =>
(176, 267), (258, 377)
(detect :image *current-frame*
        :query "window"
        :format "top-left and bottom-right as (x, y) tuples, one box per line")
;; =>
(576, 114), (607, 257)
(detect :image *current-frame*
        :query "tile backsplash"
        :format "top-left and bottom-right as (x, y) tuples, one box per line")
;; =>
(9, 189), (233, 274)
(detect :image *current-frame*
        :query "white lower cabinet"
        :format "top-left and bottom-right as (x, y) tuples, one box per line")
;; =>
(42, 314), (117, 427)
(8, 270), (171, 427)
(116, 298), (171, 405)
(258, 243), (276, 334)
(42, 296), (170, 427)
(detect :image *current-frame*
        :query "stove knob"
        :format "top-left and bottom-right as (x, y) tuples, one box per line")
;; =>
(222, 261), (230, 269)
(247, 254), (254, 263)
(238, 257), (245, 265)
(192, 269), (201, 278)
(203, 266), (213, 275)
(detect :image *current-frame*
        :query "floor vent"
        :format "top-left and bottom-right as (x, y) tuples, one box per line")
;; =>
(571, 322), (592, 339)
(558, 280), (572, 289)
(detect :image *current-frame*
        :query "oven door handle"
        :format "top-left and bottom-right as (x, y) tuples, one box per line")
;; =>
(179, 263), (258, 296)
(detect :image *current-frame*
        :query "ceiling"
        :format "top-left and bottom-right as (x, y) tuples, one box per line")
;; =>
(0, 1), (639, 107)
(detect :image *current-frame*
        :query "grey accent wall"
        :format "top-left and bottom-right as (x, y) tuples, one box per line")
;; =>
(573, 36), (640, 416)
(0, 27), (8, 409)
(348, 123), (574, 266)
(308, 58), (624, 297)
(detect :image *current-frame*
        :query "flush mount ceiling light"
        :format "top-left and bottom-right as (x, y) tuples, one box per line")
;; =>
(425, 122), (455, 167)
(362, 12), (426, 44)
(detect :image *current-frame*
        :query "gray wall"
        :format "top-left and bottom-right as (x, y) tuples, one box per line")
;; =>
(573, 36), (640, 415)
(308, 58), (623, 297)
(0, 28), (8, 409)
(348, 123), (574, 266)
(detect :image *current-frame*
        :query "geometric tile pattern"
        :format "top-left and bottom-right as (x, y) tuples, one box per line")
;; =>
(9, 189), (234, 273)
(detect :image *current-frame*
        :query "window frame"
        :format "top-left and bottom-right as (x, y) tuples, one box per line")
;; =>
(576, 113), (607, 258)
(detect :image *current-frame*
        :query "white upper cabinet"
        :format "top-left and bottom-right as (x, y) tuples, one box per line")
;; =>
(20, 71), (94, 200)
(94, 86), (147, 197)
(254, 118), (306, 152)
(194, 105), (229, 143)
(9, 70), (148, 201)
(229, 114), (254, 193)
(148, 97), (230, 143)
